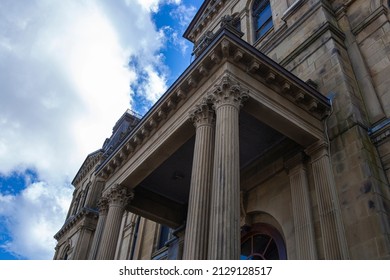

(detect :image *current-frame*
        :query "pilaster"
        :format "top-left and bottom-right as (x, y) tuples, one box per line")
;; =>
(285, 152), (317, 259)
(305, 141), (349, 259)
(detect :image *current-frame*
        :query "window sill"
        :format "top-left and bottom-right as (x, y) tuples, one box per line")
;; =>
(253, 26), (275, 48)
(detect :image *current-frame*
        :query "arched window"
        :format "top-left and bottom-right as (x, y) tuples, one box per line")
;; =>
(253, 0), (273, 40)
(241, 223), (286, 260)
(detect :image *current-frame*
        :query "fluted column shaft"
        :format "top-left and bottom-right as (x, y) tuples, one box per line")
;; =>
(85, 179), (105, 209)
(306, 141), (349, 259)
(286, 153), (317, 259)
(96, 185), (133, 260)
(88, 198), (108, 259)
(207, 75), (248, 260)
(183, 103), (215, 260)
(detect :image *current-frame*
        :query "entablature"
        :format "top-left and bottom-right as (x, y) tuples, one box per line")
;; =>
(96, 26), (331, 182)
(54, 207), (98, 241)
(72, 150), (103, 187)
(184, 0), (228, 43)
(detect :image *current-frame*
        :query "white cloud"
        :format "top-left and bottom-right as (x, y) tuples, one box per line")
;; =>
(133, 0), (182, 13)
(138, 64), (168, 103)
(0, 181), (72, 259)
(170, 4), (197, 27)
(0, 0), (179, 259)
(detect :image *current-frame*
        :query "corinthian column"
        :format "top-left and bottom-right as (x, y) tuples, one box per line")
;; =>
(183, 101), (215, 260)
(96, 185), (133, 260)
(88, 197), (108, 259)
(305, 141), (349, 259)
(207, 74), (248, 259)
(285, 153), (317, 259)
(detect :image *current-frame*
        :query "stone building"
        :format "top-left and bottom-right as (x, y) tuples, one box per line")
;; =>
(54, 0), (390, 260)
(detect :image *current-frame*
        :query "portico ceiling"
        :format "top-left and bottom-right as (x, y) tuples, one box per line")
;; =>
(132, 110), (296, 228)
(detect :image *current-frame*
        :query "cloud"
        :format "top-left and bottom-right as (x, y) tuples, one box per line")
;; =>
(0, 0), (180, 259)
(133, 0), (182, 13)
(170, 3), (197, 27)
(0, 180), (72, 259)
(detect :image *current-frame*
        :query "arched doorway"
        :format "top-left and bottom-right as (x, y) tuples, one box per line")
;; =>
(241, 223), (287, 260)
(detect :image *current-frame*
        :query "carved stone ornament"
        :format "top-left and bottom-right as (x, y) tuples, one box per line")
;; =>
(207, 74), (249, 110)
(106, 184), (134, 208)
(97, 197), (109, 214)
(193, 30), (214, 57)
(189, 100), (215, 128)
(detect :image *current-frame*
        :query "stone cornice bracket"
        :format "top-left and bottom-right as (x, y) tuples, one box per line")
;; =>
(106, 184), (134, 208)
(207, 74), (249, 110)
(189, 100), (215, 128)
(176, 89), (187, 101)
(210, 50), (221, 64)
(221, 39), (230, 57)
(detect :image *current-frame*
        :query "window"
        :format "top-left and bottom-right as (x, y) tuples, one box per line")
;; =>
(253, 0), (273, 40)
(157, 225), (171, 249)
(241, 223), (286, 260)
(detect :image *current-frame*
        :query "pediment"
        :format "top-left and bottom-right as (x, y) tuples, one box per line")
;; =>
(184, 0), (228, 43)
(72, 150), (103, 186)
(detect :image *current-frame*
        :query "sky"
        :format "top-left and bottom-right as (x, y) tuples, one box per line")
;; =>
(0, 0), (202, 260)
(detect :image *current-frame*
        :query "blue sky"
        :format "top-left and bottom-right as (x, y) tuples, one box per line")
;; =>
(0, 0), (202, 260)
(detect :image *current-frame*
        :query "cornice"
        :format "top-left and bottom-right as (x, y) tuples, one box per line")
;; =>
(95, 27), (331, 181)
(351, 5), (388, 36)
(72, 150), (103, 186)
(54, 207), (98, 240)
(369, 118), (390, 145)
(183, 0), (227, 42)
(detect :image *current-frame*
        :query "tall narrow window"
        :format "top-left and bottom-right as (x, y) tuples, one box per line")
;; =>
(253, 0), (273, 40)
(157, 225), (171, 250)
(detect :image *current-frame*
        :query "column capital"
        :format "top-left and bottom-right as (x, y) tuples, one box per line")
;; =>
(207, 74), (249, 111)
(189, 101), (215, 128)
(106, 184), (134, 208)
(284, 152), (307, 173)
(304, 140), (329, 161)
(97, 197), (109, 214)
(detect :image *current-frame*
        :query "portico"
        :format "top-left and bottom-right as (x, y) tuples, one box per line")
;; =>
(87, 27), (349, 260)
